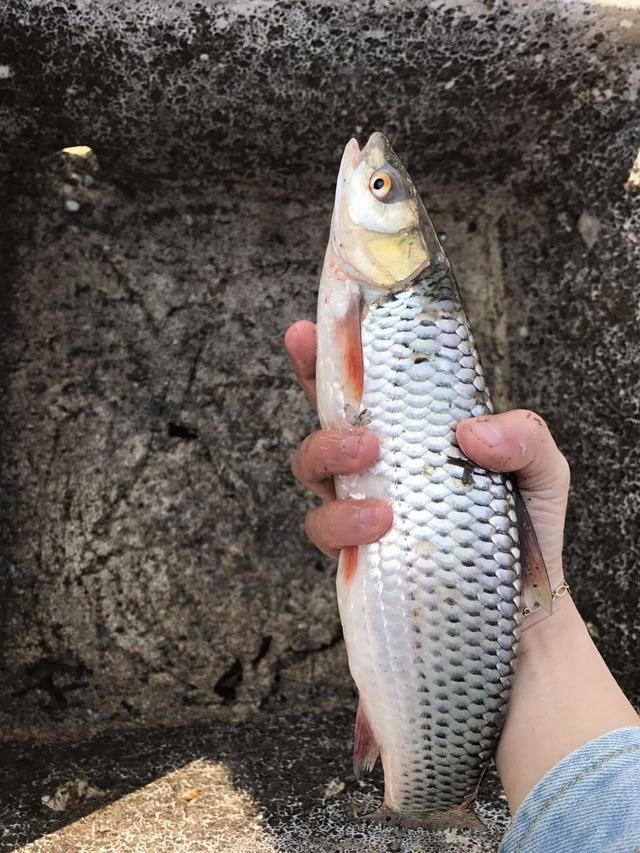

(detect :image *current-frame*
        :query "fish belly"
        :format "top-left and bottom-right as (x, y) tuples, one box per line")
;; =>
(336, 271), (522, 819)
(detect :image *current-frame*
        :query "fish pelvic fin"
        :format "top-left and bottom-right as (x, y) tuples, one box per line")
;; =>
(513, 482), (553, 614)
(353, 700), (380, 779)
(363, 801), (487, 832)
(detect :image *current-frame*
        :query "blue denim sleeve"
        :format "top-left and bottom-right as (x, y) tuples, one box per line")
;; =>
(500, 726), (640, 853)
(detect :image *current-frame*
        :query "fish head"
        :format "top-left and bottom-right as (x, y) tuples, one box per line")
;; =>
(331, 132), (445, 291)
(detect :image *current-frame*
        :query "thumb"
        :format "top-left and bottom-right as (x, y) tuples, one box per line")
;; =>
(456, 410), (570, 500)
(456, 410), (570, 585)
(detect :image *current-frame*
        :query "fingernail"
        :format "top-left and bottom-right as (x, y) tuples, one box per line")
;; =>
(470, 419), (502, 447)
(358, 505), (380, 527)
(341, 432), (363, 458)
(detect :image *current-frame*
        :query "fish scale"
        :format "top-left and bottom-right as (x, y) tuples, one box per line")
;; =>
(336, 270), (522, 819)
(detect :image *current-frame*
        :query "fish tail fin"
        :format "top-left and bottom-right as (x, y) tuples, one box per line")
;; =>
(353, 700), (380, 779)
(363, 801), (487, 832)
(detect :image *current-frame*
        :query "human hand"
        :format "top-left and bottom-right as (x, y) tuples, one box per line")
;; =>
(284, 320), (393, 557)
(285, 319), (570, 600)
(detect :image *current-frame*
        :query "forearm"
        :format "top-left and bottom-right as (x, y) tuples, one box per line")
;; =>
(496, 595), (640, 812)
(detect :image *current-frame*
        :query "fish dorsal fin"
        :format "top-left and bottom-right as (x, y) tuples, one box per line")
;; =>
(353, 700), (380, 779)
(513, 483), (553, 614)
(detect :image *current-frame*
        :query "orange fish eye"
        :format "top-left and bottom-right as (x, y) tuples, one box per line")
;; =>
(369, 171), (393, 199)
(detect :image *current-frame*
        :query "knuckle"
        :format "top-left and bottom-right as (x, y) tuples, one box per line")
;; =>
(303, 509), (319, 542)
(291, 433), (317, 481)
(304, 504), (340, 557)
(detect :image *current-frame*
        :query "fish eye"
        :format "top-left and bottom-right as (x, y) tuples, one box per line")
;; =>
(369, 171), (393, 199)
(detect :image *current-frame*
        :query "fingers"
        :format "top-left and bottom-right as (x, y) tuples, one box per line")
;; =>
(305, 499), (393, 557)
(284, 320), (317, 408)
(285, 327), (391, 557)
(291, 429), (379, 501)
(456, 410), (570, 499)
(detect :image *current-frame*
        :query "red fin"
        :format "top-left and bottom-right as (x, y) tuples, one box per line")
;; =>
(340, 545), (359, 584)
(514, 484), (553, 614)
(336, 295), (364, 404)
(353, 700), (380, 779)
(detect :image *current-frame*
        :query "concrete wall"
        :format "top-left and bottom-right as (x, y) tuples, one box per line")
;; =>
(0, 0), (639, 741)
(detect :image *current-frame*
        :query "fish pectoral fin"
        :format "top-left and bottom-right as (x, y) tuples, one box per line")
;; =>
(335, 288), (364, 408)
(353, 700), (380, 779)
(513, 482), (553, 614)
(362, 802), (487, 832)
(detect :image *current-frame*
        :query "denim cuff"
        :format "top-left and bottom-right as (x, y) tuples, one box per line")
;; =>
(500, 726), (640, 853)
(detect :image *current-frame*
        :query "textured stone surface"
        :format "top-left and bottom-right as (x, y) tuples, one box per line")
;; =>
(0, 0), (638, 849)
(0, 152), (346, 735)
(0, 154), (514, 737)
(1, 0), (640, 185)
(504, 190), (640, 700)
(0, 710), (510, 852)
(0, 0), (638, 736)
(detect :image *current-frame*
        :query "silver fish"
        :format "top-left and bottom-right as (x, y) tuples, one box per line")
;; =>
(315, 133), (551, 830)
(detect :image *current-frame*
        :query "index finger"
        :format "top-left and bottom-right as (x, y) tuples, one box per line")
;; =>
(284, 320), (317, 409)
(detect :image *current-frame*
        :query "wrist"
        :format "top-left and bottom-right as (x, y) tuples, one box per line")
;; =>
(497, 590), (638, 813)
(520, 576), (572, 635)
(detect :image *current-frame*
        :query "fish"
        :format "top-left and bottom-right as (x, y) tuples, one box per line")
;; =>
(315, 132), (552, 830)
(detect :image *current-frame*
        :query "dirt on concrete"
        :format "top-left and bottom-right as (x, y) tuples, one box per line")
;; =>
(0, 710), (510, 852)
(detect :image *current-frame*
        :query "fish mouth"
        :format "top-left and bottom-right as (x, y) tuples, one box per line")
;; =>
(343, 132), (392, 164)
(362, 131), (405, 173)
(359, 131), (392, 162)
(339, 132), (395, 180)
